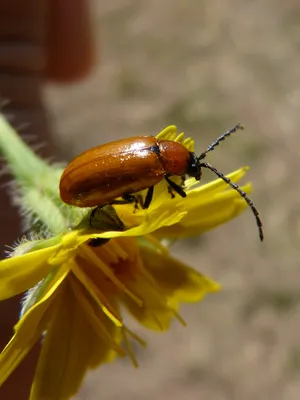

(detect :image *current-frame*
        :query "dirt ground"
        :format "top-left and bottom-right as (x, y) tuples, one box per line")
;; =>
(46, 1), (300, 399)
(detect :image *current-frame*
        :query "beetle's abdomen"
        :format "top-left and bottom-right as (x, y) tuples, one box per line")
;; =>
(59, 136), (165, 207)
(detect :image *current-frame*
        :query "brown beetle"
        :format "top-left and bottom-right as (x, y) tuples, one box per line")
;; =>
(59, 124), (263, 241)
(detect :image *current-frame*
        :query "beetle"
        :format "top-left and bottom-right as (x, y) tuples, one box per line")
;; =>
(59, 123), (264, 241)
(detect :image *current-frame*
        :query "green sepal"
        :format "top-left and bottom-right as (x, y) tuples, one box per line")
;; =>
(0, 114), (87, 233)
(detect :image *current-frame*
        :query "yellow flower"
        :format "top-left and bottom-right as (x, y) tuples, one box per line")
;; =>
(0, 123), (255, 400)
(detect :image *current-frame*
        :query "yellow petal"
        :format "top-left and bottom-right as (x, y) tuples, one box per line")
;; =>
(156, 125), (177, 140)
(77, 205), (186, 243)
(69, 275), (125, 360)
(141, 168), (249, 216)
(0, 305), (47, 387)
(71, 257), (124, 327)
(121, 268), (177, 331)
(139, 239), (220, 304)
(0, 259), (68, 387)
(79, 243), (143, 308)
(0, 244), (61, 300)
(154, 183), (251, 239)
(185, 167), (249, 191)
(30, 279), (121, 400)
(155, 126), (195, 151)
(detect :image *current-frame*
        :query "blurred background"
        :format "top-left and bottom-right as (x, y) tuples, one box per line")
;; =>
(3, 0), (300, 399)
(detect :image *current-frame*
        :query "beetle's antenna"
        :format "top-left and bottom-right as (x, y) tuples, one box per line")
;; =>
(198, 123), (244, 160)
(200, 162), (264, 241)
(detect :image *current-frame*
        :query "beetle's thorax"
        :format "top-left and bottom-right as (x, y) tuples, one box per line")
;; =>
(158, 140), (192, 176)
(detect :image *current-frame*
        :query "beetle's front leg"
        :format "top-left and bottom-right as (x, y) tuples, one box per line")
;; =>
(164, 175), (187, 198)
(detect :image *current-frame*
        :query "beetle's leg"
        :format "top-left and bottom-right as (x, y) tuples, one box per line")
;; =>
(109, 194), (136, 206)
(109, 194), (139, 214)
(164, 176), (187, 198)
(110, 193), (141, 213)
(122, 193), (137, 203)
(168, 185), (176, 199)
(180, 175), (186, 188)
(109, 197), (138, 212)
(136, 194), (144, 209)
(143, 186), (154, 209)
(123, 193), (140, 212)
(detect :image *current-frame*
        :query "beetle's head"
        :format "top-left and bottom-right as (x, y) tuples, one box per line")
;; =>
(187, 151), (202, 180)
(188, 123), (244, 181)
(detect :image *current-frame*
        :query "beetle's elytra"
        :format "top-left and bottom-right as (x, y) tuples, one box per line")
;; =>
(59, 124), (264, 241)
(59, 136), (193, 208)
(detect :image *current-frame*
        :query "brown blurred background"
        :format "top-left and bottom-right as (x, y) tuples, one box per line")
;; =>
(4, 0), (300, 399)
